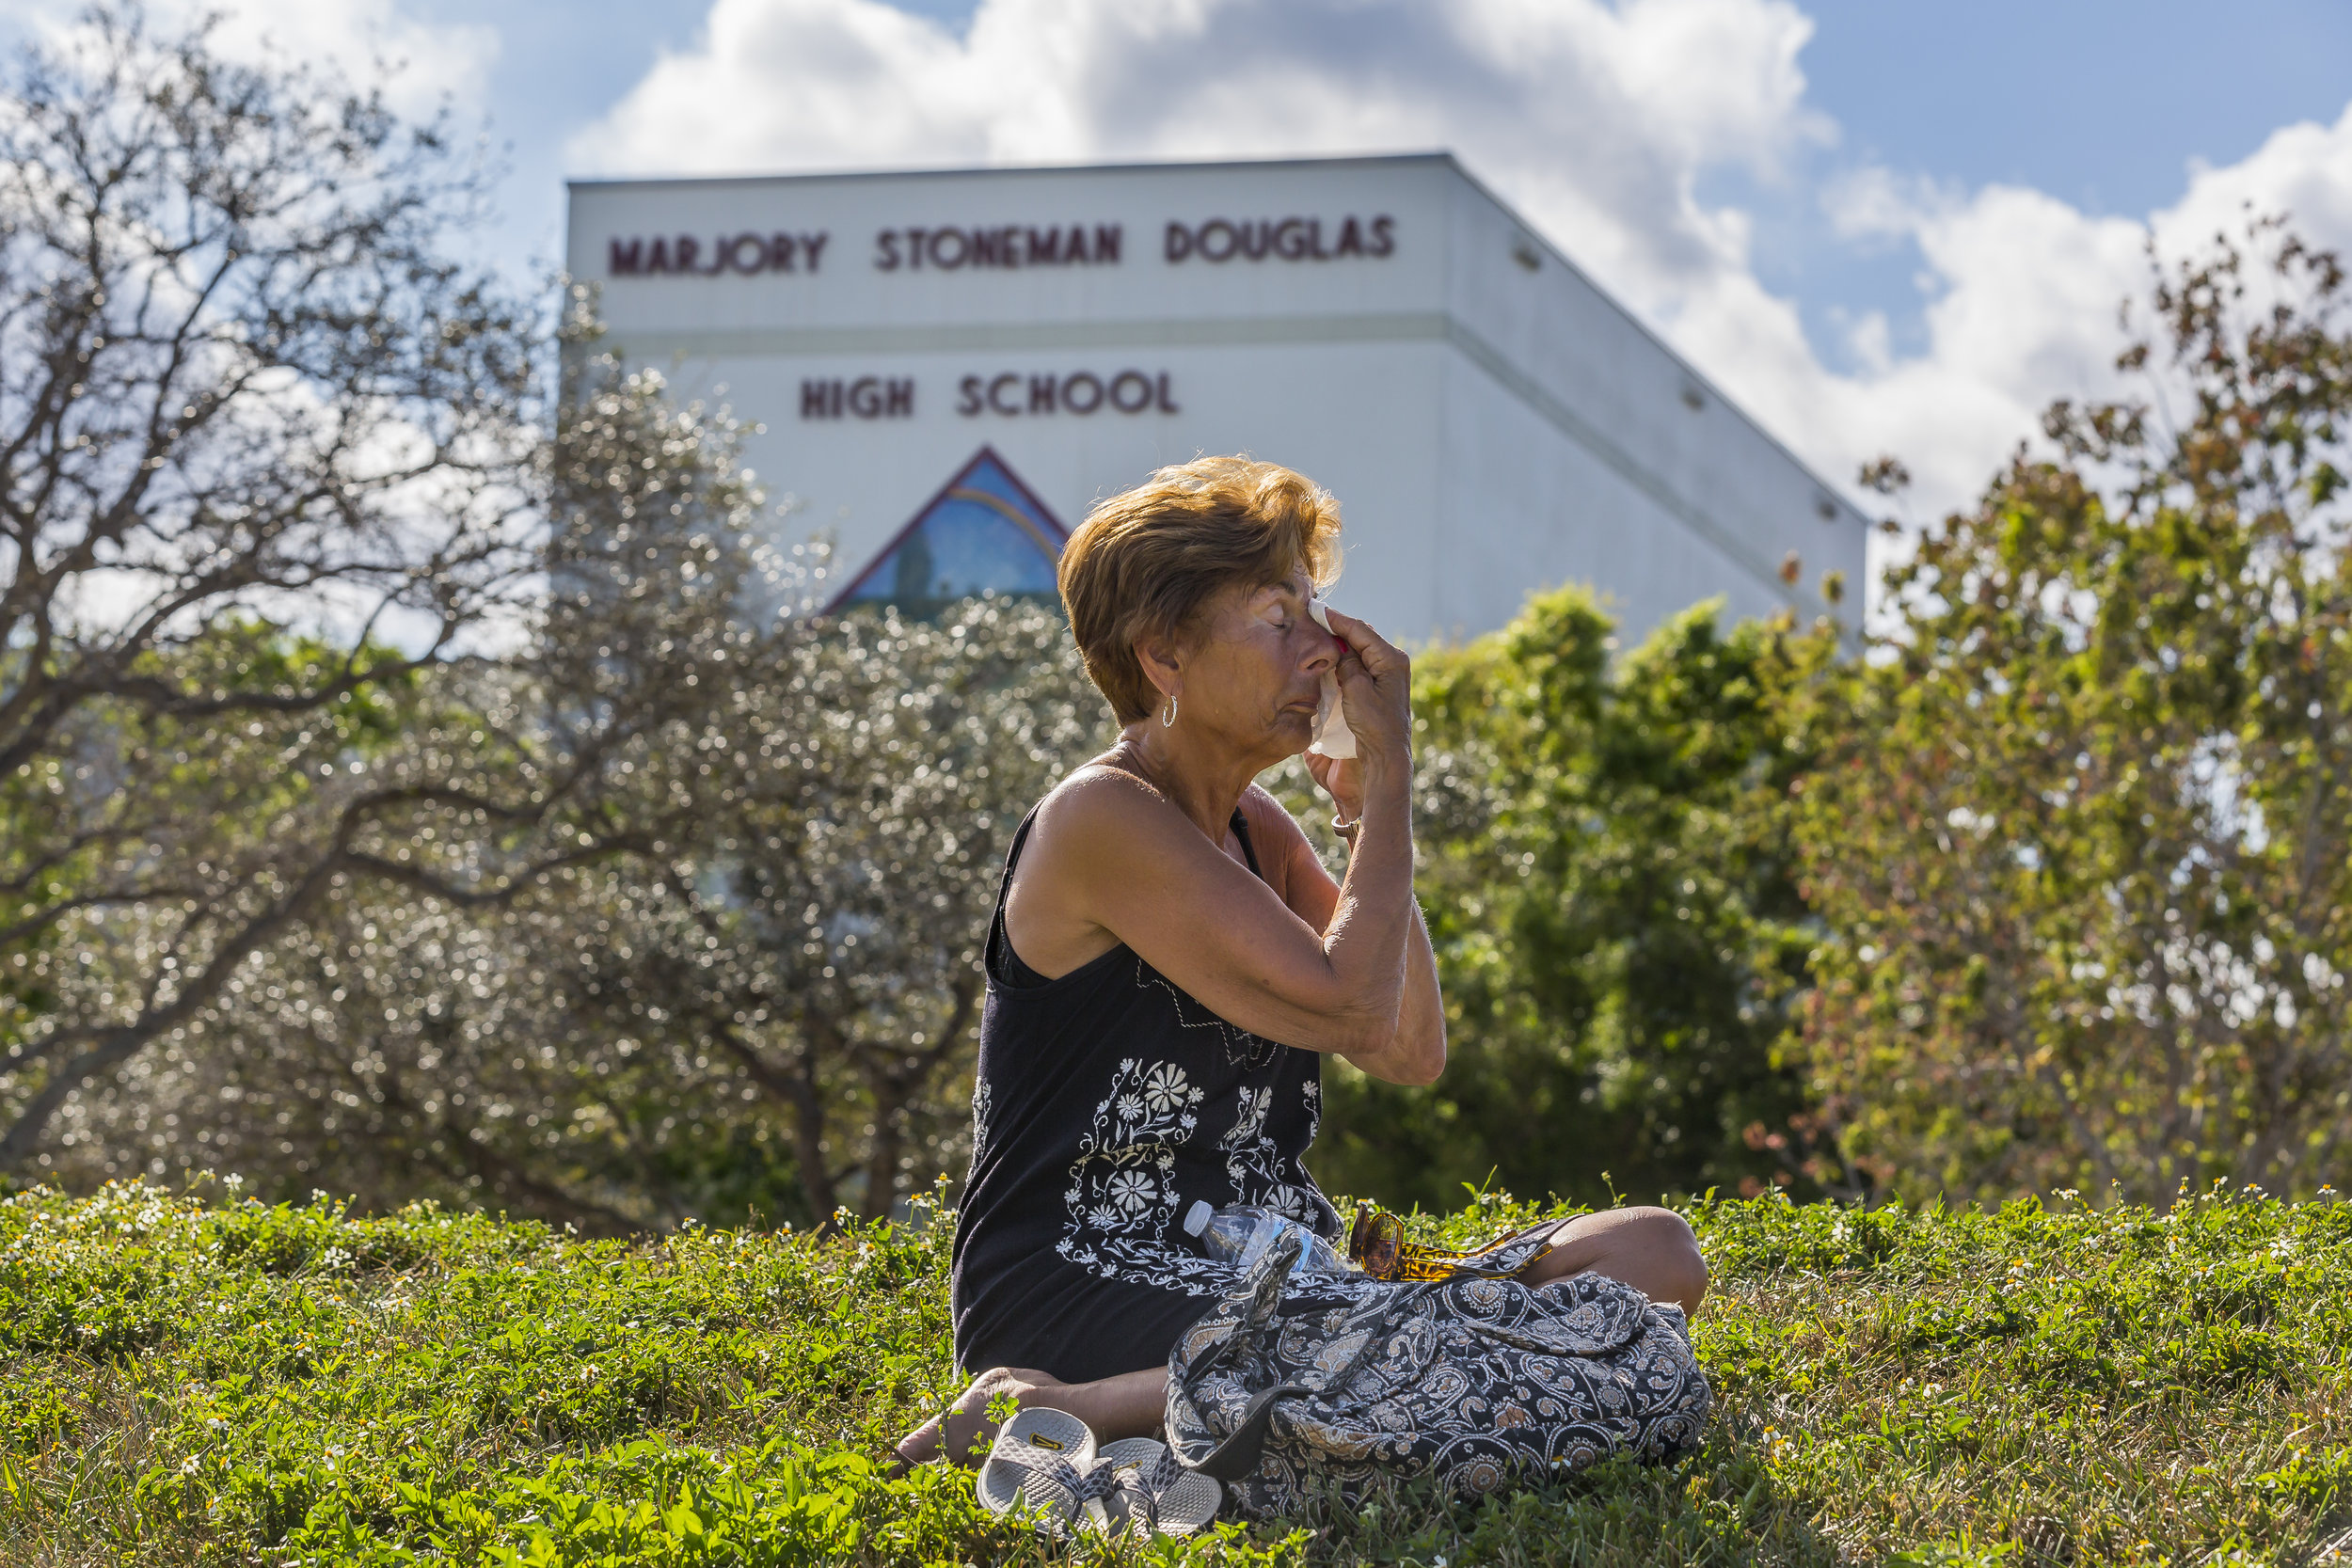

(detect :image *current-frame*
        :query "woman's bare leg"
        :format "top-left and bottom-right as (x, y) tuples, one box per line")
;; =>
(891, 1364), (1169, 1471)
(1517, 1205), (1708, 1312)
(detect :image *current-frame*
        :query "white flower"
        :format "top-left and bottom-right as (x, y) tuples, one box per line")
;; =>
(1116, 1093), (1145, 1121)
(1141, 1063), (1190, 1115)
(1105, 1169), (1155, 1214)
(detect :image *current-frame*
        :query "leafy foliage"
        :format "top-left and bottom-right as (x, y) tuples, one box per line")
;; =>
(47, 451), (1104, 1234)
(1793, 226), (2352, 1202)
(0, 7), (629, 1172)
(3, 1180), (2348, 1565)
(24, 328), (792, 1221)
(0, 8), (1111, 1225)
(1304, 587), (1829, 1212)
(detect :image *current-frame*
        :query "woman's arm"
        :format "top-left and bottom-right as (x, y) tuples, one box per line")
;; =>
(1015, 612), (1422, 1061)
(1248, 788), (1444, 1085)
(1389, 902), (1446, 1083)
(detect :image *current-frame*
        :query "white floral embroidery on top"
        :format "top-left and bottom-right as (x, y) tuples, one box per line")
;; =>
(1060, 1056), (1220, 1295)
(1140, 1062), (1192, 1115)
(1222, 1082), (1328, 1230)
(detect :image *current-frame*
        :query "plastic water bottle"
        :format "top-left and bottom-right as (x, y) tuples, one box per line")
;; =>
(1183, 1200), (1351, 1279)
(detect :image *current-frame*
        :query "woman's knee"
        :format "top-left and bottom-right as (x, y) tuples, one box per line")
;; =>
(1558, 1205), (1708, 1311)
(1633, 1207), (1708, 1308)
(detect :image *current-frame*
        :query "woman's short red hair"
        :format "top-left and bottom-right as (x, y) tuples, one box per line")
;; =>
(1058, 456), (1343, 725)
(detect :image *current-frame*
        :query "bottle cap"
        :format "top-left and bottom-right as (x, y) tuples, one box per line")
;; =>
(1182, 1199), (1213, 1238)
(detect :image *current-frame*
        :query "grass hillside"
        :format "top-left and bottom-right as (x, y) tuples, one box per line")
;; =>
(3, 1180), (2346, 1566)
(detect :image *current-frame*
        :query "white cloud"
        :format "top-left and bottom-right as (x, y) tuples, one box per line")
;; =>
(211, 0), (498, 119)
(1733, 103), (2352, 525)
(13, 0), (497, 120)
(572, 0), (2352, 544)
(1688, 178), (2153, 517)
(572, 0), (1828, 293)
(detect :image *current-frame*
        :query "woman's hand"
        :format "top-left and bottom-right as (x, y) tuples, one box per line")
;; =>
(1302, 750), (1362, 825)
(1318, 607), (1411, 784)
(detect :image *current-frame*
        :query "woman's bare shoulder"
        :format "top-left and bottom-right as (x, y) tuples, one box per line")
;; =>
(1028, 760), (1175, 848)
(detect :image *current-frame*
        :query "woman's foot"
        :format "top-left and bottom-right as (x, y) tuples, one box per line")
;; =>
(888, 1366), (1058, 1473)
(886, 1363), (1173, 1474)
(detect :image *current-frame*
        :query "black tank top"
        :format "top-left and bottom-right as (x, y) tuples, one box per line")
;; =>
(949, 800), (1358, 1383)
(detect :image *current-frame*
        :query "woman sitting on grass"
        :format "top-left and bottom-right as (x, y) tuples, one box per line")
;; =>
(894, 455), (1709, 1478)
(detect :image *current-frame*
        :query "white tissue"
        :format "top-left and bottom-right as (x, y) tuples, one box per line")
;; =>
(1307, 599), (1357, 759)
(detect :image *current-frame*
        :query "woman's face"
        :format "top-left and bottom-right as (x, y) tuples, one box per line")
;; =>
(1168, 567), (1342, 763)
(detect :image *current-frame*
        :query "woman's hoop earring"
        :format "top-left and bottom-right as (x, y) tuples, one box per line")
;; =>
(1161, 692), (1179, 728)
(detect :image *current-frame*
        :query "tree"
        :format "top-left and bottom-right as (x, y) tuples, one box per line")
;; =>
(484, 594), (1100, 1227)
(0, 2), (813, 1175)
(1793, 223), (2352, 1202)
(0, 8), (544, 1165)
(0, 8), (1118, 1223)
(24, 226), (849, 1211)
(1305, 584), (1829, 1211)
(678, 598), (1101, 1221)
(56, 589), (1104, 1229)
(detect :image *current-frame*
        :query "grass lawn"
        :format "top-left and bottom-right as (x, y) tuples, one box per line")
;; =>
(0, 1177), (2344, 1565)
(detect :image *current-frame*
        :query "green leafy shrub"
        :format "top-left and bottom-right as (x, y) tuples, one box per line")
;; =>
(1289, 590), (1827, 1216)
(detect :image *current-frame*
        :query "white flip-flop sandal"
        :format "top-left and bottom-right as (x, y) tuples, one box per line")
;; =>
(975, 1407), (1104, 1538)
(1083, 1436), (1224, 1538)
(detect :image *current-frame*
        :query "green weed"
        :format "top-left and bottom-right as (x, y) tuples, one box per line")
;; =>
(1, 1179), (2345, 1564)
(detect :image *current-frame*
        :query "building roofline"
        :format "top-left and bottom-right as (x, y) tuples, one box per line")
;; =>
(565, 149), (1463, 194)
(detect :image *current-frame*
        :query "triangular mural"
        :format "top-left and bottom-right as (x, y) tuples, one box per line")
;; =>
(828, 447), (1068, 614)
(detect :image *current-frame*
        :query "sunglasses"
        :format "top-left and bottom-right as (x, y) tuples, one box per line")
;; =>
(1347, 1199), (1566, 1283)
(1347, 1202), (1464, 1281)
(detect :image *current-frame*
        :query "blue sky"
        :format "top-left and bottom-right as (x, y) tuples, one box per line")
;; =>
(1736, 0), (2352, 365)
(8, 0), (2346, 515)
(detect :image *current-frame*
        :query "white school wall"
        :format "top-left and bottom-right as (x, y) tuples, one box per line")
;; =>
(1427, 162), (1862, 638)
(564, 153), (1866, 645)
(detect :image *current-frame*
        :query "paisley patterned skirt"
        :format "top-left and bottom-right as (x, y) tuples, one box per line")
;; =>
(1163, 1227), (1712, 1518)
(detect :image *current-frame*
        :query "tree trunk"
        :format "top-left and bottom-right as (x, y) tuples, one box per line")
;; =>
(861, 1069), (909, 1223)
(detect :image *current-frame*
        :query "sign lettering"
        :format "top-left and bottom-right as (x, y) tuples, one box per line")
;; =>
(955, 370), (1178, 417)
(873, 223), (1123, 271)
(609, 231), (830, 277)
(600, 216), (1397, 279)
(801, 377), (914, 420)
(1164, 214), (1393, 263)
